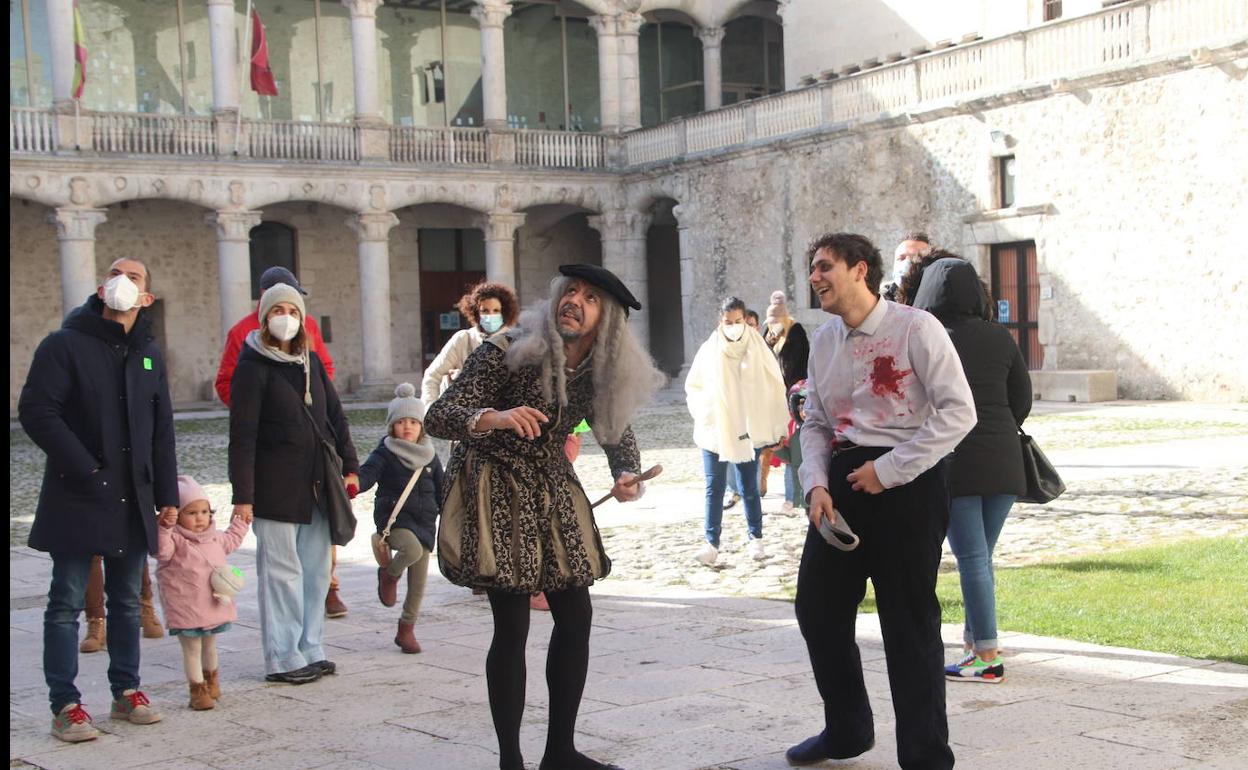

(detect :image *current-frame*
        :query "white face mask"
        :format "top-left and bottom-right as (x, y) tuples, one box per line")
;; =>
(892, 259), (912, 286)
(267, 313), (301, 342)
(479, 313), (503, 334)
(722, 322), (746, 342)
(102, 274), (142, 312)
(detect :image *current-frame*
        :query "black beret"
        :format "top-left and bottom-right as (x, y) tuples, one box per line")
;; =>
(558, 264), (642, 315)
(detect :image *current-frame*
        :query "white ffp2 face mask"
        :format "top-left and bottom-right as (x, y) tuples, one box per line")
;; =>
(102, 274), (142, 312)
(722, 322), (746, 342)
(267, 314), (301, 342)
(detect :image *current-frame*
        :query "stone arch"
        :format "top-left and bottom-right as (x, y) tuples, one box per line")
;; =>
(514, 202), (605, 304)
(637, 1), (713, 29)
(385, 182), (496, 215)
(509, 182), (608, 214)
(718, 0), (782, 25)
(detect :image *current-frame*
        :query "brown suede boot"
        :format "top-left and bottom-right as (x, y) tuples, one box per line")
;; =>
(203, 669), (221, 700)
(324, 588), (349, 618)
(188, 681), (214, 710)
(139, 597), (164, 639)
(79, 618), (107, 653)
(394, 622), (421, 654)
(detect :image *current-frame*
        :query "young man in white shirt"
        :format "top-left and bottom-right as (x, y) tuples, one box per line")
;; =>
(789, 233), (975, 770)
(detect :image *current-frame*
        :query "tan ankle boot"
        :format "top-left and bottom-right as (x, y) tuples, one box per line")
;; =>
(139, 597), (164, 639)
(203, 669), (220, 700)
(79, 618), (107, 653)
(394, 622), (421, 654)
(188, 681), (214, 710)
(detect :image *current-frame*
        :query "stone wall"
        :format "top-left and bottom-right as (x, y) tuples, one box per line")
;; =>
(643, 56), (1248, 400)
(515, 212), (603, 306)
(9, 200), (63, 409)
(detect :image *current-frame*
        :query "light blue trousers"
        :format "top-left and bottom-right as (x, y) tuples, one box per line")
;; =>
(253, 506), (331, 675)
(946, 494), (1016, 652)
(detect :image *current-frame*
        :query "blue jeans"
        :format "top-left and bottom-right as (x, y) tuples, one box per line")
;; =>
(946, 494), (1016, 652)
(253, 506), (332, 675)
(702, 449), (763, 547)
(44, 528), (148, 714)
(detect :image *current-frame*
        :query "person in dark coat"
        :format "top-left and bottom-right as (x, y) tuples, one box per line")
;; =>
(228, 283), (359, 685)
(19, 258), (179, 741)
(911, 256), (1033, 684)
(359, 383), (444, 654)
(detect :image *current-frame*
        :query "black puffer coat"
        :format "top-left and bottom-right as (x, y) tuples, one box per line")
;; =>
(228, 345), (359, 524)
(359, 438), (444, 550)
(913, 259), (1033, 497)
(19, 296), (179, 556)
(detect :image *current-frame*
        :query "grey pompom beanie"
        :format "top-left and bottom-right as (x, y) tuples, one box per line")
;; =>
(258, 283), (306, 327)
(387, 383), (426, 428)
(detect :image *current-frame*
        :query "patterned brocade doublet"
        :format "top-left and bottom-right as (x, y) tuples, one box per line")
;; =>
(424, 337), (641, 594)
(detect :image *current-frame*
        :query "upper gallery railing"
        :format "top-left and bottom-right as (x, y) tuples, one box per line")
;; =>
(623, 0), (1246, 166)
(10, 0), (1241, 171)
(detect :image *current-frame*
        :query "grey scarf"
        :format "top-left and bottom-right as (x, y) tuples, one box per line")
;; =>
(384, 435), (436, 472)
(245, 329), (312, 406)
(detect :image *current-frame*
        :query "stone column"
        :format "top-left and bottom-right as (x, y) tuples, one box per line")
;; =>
(206, 210), (263, 340)
(46, 0), (75, 109)
(588, 15), (620, 133)
(342, 0), (384, 123)
(348, 212), (400, 390)
(49, 208), (108, 316)
(206, 0), (239, 114)
(472, 0), (513, 129)
(588, 210), (650, 350)
(697, 26), (725, 111)
(483, 211), (526, 289)
(616, 12), (645, 131)
(672, 204), (697, 370)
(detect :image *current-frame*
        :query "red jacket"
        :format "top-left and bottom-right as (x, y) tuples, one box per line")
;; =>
(214, 310), (334, 406)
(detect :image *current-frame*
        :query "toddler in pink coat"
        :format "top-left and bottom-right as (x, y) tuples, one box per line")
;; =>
(156, 475), (251, 710)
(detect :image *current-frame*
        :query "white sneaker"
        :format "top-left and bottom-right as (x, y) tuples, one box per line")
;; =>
(695, 542), (719, 566)
(747, 538), (766, 561)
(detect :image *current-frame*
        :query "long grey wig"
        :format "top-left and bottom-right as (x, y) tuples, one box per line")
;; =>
(505, 275), (666, 446)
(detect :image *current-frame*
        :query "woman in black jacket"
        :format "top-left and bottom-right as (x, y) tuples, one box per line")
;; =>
(909, 256), (1032, 684)
(359, 383), (444, 654)
(228, 283), (359, 685)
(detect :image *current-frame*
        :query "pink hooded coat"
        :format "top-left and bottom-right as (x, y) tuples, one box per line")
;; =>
(155, 516), (249, 632)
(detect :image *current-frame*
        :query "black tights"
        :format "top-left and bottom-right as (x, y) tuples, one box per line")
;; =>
(487, 587), (612, 770)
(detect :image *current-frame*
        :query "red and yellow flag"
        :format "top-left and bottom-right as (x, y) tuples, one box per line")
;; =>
(72, 0), (87, 99)
(249, 9), (279, 96)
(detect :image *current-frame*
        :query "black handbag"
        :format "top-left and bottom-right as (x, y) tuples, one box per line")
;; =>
(1017, 426), (1065, 504)
(299, 402), (357, 546)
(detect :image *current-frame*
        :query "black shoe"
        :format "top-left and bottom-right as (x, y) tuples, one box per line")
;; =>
(309, 659), (336, 676)
(785, 733), (874, 766)
(539, 751), (623, 770)
(264, 665), (322, 685)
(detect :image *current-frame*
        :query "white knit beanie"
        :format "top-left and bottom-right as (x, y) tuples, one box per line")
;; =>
(387, 383), (426, 428)
(258, 283), (306, 327)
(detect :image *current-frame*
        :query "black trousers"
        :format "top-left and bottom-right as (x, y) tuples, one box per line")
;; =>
(794, 446), (955, 770)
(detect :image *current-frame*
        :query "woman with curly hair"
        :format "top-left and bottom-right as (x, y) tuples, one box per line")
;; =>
(421, 281), (519, 405)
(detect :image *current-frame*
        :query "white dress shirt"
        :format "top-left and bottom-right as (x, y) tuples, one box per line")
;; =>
(799, 297), (976, 492)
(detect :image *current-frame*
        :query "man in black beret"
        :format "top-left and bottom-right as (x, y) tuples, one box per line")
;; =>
(425, 264), (664, 770)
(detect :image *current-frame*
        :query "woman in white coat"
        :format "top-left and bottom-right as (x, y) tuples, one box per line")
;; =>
(686, 296), (790, 565)
(421, 281), (519, 405)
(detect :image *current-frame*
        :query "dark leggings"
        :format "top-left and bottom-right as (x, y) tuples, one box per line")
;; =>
(486, 586), (594, 770)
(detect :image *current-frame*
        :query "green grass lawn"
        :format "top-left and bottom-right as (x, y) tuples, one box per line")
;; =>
(860, 537), (1248, 664)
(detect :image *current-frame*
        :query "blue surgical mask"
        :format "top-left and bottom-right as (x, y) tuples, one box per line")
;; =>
(480, 313), (504, 334)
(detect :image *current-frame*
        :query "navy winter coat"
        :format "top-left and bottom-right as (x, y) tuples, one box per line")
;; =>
(359, 439), (443, 551)
(18, 296), (179, 556)
(228, 345), (359, 524)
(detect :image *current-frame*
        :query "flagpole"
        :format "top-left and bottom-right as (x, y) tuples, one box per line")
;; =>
(235, 0), (254, 155)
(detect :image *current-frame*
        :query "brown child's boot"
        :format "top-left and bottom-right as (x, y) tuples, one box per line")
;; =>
(394, 622), (422, 654)
(79, 618), (107, 653)
(139, 597), (164, 639)
(324, 588), (349, 619)
(203, 669), (221, 700)
(188, 681), (215, 711)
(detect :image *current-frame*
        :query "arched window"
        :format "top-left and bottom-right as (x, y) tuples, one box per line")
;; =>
(249, 221), (298, 300)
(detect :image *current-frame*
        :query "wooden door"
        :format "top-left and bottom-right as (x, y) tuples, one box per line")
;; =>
(990, 241), (1044, 369)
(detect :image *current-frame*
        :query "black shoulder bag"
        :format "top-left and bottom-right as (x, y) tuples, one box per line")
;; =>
(1017, 425), (1065, 504)
(280, 370), (357, 546)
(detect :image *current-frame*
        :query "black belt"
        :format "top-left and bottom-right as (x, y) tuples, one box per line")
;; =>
(828, 439), (860, 459)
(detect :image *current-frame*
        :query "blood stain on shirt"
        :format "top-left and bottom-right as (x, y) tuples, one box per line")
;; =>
(870, 356), (912, 399)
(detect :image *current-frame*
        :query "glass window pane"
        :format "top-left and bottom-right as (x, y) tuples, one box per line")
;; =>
(22, 0), (55, 107)
(237, 0), (316, 121)
(11, 1), (31, 106)
(316, 0), (354, 123)
(444, 6), (482, 127)
(78, 0), (184, 114)
(722, 17), (784, 103)
(377, 3), (444, 126)
(564, 17), (599, 131)
(504, 4), (561, 130)
(639, 24), (660, 126)
(178, 0), (213, 115)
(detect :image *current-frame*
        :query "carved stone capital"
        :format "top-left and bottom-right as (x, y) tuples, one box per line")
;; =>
(587, 209), (649, 241)
(615, 11), (645, 37)
(697, 26), (725, 49)
(484, 211), (526, 242)
(205, 210), (263, 242)
(347, 211), (400, 243)
(471, 0), (513, 29)
(588, 14), (616, 37)
(49, 208), (108, 241)
(340, 0), (383, 19)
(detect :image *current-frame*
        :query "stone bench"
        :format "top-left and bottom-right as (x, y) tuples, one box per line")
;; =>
(1031, 370), (1118, 402)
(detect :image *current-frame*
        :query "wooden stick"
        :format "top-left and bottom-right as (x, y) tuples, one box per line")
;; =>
(591, 464), (663, 509)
